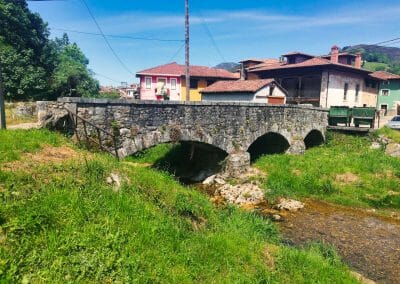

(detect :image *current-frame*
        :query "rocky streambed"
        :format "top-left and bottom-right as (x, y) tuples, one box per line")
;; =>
(196, 170), (400, 284)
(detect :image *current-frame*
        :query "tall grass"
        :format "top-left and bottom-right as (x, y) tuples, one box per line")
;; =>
(0, 130), (358, 282)
(255, 131), (400, 210)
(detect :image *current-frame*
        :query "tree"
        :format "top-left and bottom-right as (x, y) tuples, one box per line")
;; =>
(0, 0), (56, 100)
(0, 0), (99, 100)
(51, 35), (99, 98)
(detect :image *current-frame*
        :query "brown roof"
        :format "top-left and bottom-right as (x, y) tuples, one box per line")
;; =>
(282, 51), (315, 58)
(370, 71), (400, 80)
(136, 62), (239, 79)
(239, 58), (280, 64)
(201, 79), (276, 94)
(248, 57), (371, 74)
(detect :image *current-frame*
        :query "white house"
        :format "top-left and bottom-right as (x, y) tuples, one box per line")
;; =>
(201, 79), (287, 104)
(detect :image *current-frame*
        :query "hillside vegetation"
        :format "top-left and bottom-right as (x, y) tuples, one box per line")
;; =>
(0, 129), (358, 283)
(343, 44), (400, 74)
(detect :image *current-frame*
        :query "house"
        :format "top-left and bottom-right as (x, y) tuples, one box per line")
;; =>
(244, 46), (380, 108)
(136, 62), (239, 101)
(370, 71), (400, 115)
(201, 79), (287, 104)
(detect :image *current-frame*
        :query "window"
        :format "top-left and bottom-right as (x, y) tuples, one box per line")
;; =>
(381, 89), (390, 96)
(145, 77), (152, 89)
(355, 84), (360, 102)
(170, 78), (177, 90)
(343, 83), (349, 101)
(190, 78), (199, 89)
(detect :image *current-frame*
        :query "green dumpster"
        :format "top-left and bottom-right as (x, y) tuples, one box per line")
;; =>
(328, 106), (352, 126)
(352, 107), (376, 128)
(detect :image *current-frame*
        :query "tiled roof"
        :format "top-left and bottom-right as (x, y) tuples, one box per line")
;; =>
(247, 57), (370, 73)
(369, 71), (400, 80)
(201, 79), (275, 94)
(240, 58), (280, 64)
(282, 51), (315, 57)
(136, 62), (239, 79)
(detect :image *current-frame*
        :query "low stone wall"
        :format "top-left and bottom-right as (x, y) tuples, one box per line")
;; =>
(39, 97), (329, 176)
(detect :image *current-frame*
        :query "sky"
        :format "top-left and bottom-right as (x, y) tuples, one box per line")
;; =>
(28, 0), (400, 86)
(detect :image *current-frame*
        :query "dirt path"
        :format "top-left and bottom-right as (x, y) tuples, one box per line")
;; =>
(278, 200), (400, 284)
(7, 122), (39, 130)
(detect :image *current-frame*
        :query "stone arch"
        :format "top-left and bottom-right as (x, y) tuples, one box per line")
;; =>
(124, 139), (228, 183)
(247, 132), (290, 162)
(304, 129), (325, 149)
(117, 126), (228, 159)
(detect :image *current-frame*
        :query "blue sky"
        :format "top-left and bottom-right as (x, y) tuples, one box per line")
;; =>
(28, 0), (400, 86)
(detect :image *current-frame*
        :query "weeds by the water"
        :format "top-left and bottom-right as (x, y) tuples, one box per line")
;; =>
(255, 131), (400, 210)
(0, 129), (358, 282)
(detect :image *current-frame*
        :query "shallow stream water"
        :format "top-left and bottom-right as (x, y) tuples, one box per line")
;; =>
(278, 200), (400, 284)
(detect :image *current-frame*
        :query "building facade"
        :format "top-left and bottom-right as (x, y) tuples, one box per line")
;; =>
(370, 71), (400, 115)
(136, 62), (239, 101)
(201, 79), (287, 104)
(244, 46), (379, 108)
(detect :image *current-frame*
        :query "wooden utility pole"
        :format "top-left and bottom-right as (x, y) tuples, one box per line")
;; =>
(0, 62), (6, 129)
(185, 0), (190, 101)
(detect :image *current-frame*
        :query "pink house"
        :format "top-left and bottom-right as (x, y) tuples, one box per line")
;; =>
(136, 62), (239, 101)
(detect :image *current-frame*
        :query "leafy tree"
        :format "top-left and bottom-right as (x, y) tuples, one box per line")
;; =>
(0, 0), (99, 100)
(0, 0), (56, 100)
(51, 34), (99, 98)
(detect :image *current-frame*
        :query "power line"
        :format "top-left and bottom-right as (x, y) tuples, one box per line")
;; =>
(373, 37), (400, 46)
(80, 0), (134, 75)
(198, 10), (226, 63)
(168, 42), (185, 63)
(93, 72), (120, 84)
(52, 28), (184, 43)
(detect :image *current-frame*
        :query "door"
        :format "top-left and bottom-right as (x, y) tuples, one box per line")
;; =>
(381, 104), (388, 116)
(156, 78), (167, 100)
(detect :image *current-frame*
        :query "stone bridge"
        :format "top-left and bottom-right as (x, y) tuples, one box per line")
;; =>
(39, 97), (328, 176)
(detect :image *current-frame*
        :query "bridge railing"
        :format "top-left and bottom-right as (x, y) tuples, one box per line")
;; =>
(64, 107), (120, 159)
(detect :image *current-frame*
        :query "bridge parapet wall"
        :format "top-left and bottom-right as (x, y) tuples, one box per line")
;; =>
(39, 98), (329, 161)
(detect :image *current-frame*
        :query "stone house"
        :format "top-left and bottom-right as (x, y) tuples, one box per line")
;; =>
(370, 71), (400, 115)
(136, 62), (239, 102)
(201, 79), (287, 104)
(244, 46), (380, 108)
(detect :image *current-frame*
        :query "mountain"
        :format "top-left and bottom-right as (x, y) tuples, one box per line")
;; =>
(343, 44), (400, 63)
(342, 44), (400, 74)
(214, 62), (240, 72)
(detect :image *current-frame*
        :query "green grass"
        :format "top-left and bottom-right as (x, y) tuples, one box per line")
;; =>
(363, 61), (389, 72)
(376, 127), (400, 144)
(0, 130), (358, 283)
(0, 129), (66, 163)
(255, 131), (400, 210)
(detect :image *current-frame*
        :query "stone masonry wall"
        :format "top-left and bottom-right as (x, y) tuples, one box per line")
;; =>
(39, 97), (329, 160)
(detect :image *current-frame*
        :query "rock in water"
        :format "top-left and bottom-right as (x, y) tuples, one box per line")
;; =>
(202, 175), (216, 185)
(276, 198), (304, 211)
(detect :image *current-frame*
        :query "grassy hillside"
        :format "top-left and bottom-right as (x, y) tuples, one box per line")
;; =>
(363, 61), (389, 72)
(343, 44), (400, 74)
(0, 129), (357, 283)
(255, 130), (400, 211)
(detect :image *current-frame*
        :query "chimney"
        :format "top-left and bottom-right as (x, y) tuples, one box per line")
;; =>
(240, 63), (247, 80)
(330, 45), (339, 63)
(355, 52), (362, 68)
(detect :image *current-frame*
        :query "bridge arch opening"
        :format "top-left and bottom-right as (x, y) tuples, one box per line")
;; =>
(131, 141), (228, 184)
(247, 132), (290, 162)
(304, 130), (324, 149)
